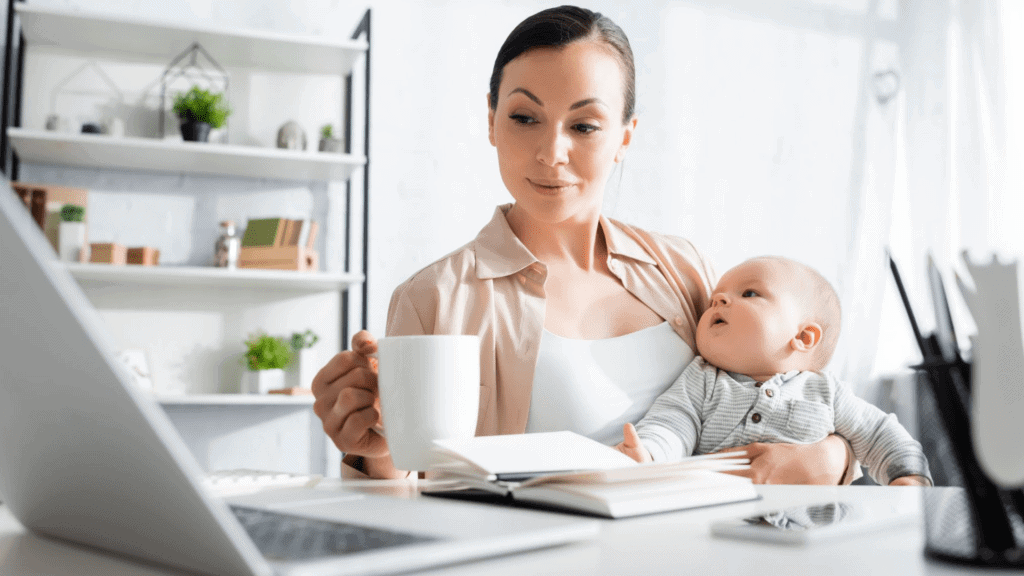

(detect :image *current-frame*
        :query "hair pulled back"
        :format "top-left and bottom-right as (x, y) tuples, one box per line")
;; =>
(488, 5), (636, 124)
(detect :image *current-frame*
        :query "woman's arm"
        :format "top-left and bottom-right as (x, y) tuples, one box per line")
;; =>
(718, 434), (852, 485)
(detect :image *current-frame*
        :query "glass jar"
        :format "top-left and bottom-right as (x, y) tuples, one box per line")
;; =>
(215, 220), (240, 269)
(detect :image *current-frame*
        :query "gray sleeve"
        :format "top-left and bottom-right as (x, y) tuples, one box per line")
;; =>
(635, 357), (710, 462)
(831, 374), (932, 485)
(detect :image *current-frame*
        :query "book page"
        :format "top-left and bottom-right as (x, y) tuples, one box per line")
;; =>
(433, 431), (637, 477)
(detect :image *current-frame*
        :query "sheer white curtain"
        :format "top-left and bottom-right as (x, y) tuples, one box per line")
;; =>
(610, 1), (903, 394)
(876, 0), (1013, 375)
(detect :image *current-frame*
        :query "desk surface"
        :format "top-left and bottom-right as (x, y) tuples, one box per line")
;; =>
(0, 484), (1019, 576)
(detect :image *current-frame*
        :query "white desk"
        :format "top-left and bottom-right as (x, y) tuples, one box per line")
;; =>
(0, 485), (1018, 575)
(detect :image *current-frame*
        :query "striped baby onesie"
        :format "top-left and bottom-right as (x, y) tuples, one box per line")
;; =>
(634, 357), (931, 485)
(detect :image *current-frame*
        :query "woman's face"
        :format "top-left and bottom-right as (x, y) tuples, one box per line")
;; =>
(488, 41), (636, 226)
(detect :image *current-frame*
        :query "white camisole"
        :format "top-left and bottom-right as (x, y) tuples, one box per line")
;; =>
(525, 321), (693, 445)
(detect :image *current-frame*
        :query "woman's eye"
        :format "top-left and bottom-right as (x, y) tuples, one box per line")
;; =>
(573, 123), (599, 134)
(509, 114), (536, 125)
(742, 290), (759, 298)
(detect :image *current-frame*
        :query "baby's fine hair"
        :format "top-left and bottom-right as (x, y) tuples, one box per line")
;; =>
(751, 256), (842, 370)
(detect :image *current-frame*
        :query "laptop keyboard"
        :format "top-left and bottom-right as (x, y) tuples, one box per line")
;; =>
(230, 505), (440, 561)
(203, 469), (322, 496)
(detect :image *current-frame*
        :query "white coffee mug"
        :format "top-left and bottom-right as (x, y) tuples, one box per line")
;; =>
(376, 335), (480, 471)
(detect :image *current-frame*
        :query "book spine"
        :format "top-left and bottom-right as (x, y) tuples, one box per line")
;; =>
(29, 189), (47, 230)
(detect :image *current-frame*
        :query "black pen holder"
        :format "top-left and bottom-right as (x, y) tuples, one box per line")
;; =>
(914, 352), (1024, 567)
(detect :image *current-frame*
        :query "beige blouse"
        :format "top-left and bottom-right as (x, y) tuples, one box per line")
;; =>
(344, 204), (858, 483)
(384, 204), (717, 436)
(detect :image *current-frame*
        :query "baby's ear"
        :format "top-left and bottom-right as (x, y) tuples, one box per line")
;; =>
(791, 323), (822, 352)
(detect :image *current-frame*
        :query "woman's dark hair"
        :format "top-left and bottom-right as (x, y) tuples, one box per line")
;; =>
(488, 5), (636, 124)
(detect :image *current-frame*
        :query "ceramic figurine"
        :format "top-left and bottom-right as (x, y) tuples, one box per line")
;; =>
(277, 120), (307, 150)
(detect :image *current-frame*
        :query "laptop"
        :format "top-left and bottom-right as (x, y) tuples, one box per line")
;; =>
(0, 184), (598, 576)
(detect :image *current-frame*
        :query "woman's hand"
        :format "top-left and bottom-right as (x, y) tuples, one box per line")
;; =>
(311, 330), (406, 479)
(615, 423), (652, 463)
(716, 435), (849, 485)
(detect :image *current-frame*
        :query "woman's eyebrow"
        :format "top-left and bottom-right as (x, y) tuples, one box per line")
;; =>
(570, 97), (605, 110)
(505, 90), (606, 112)
(507, 88), (543, 106)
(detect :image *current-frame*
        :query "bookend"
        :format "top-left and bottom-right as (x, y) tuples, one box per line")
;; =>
(890, 253), (1024, 566)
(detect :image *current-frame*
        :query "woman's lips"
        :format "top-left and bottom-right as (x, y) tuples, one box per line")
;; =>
(528, 179), (575, 195)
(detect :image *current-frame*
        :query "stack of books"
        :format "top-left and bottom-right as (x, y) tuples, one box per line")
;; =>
(238, 217), (319, 271)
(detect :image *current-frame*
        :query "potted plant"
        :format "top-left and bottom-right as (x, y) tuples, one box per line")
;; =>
(172, 85), (231, 143)
(318, 123), (344, 153)
(58, 204), (87, 262)
(241, 332), (292, 394)
(288, 329), (320, 389)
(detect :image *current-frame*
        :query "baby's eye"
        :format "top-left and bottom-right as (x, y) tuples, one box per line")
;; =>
(742, 289), (759, 298)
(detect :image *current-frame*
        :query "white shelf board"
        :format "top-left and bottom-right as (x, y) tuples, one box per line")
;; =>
(64, 262), (362, 292)
(9, 128), (366, 181)
(16, 4), (367, 75)
(157, 394), (314, 406)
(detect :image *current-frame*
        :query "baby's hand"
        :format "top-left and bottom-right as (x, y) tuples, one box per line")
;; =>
(615, 423), (653, 463)
(889, 475), (930, 487)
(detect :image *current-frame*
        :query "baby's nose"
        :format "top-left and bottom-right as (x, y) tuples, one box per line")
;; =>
(712, 293), (730, 306)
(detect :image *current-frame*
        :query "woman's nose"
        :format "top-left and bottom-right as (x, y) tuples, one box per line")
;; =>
(537, 126), (570, 166)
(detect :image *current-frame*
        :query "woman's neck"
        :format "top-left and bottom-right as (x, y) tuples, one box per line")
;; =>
(505, 203), (606, 270)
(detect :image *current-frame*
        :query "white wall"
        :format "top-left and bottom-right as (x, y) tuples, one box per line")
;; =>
(26, 0), (1021, 390)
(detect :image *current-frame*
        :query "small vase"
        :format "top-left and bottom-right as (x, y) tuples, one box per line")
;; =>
(58, 221), (87, 262)
(180, 119), (212, 142)
(288, 348), (317, 389)
(318, 137), (344, 153)
(242, 368), (285, 394)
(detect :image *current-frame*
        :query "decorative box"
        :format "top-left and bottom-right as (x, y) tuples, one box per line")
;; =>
(127, 246), (161, 266)
(89, 242), (127, 265)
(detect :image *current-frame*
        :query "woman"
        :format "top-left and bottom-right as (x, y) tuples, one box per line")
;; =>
(313, 5), (854, 482)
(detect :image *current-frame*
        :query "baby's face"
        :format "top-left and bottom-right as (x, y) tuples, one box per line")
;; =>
(696, 259), (808, 378)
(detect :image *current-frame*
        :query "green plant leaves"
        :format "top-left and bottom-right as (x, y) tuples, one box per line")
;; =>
(173, 85), (231, 129)
(244, 333), (292, 370)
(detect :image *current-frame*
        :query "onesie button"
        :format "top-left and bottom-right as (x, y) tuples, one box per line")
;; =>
(751, 413), (762, 424)
(765, 389), (774, 398)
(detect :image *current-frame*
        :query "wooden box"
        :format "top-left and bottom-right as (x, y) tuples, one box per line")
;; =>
(90, 242), (127, 265)
(238, 246), (319, 272)
(12, 182), (89, 263)
(127, 246), (161, 266)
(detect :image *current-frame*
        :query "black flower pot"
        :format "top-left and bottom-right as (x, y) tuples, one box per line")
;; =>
(180, 119), (211, 142)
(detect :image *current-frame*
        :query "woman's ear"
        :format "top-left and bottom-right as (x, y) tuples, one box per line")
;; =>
(791, 323), (822, 353)
(487, 94), (496, 147)
(615, 116), (638, 163)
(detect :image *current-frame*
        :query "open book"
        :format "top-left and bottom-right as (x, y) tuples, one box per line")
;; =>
(423, 431), (758, 519)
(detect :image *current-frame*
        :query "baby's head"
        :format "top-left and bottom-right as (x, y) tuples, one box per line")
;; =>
(696, 256), (841, 381)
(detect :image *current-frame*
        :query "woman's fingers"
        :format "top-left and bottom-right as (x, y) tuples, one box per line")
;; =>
(341, 404), (389, 457)
(310, 330), (386, 457)
(351, 330), (379, 357)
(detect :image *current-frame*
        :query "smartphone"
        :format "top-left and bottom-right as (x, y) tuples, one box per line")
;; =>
(710, 501), (918, 545)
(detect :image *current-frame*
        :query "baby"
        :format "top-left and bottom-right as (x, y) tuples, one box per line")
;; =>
(615, 256), (931, 486)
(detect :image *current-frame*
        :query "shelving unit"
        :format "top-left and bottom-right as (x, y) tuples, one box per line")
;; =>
(8, 128), (367, 181)
(15, 4), (368, 74)
(64, 262), (362, 292)
(156, 394), (314, 406)
(1, 2), (371, 477)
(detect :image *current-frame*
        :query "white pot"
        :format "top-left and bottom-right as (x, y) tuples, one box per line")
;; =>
(288, 348), (317, 389)
(242, 368), (285, 394)
(58, 221), (87, 262)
